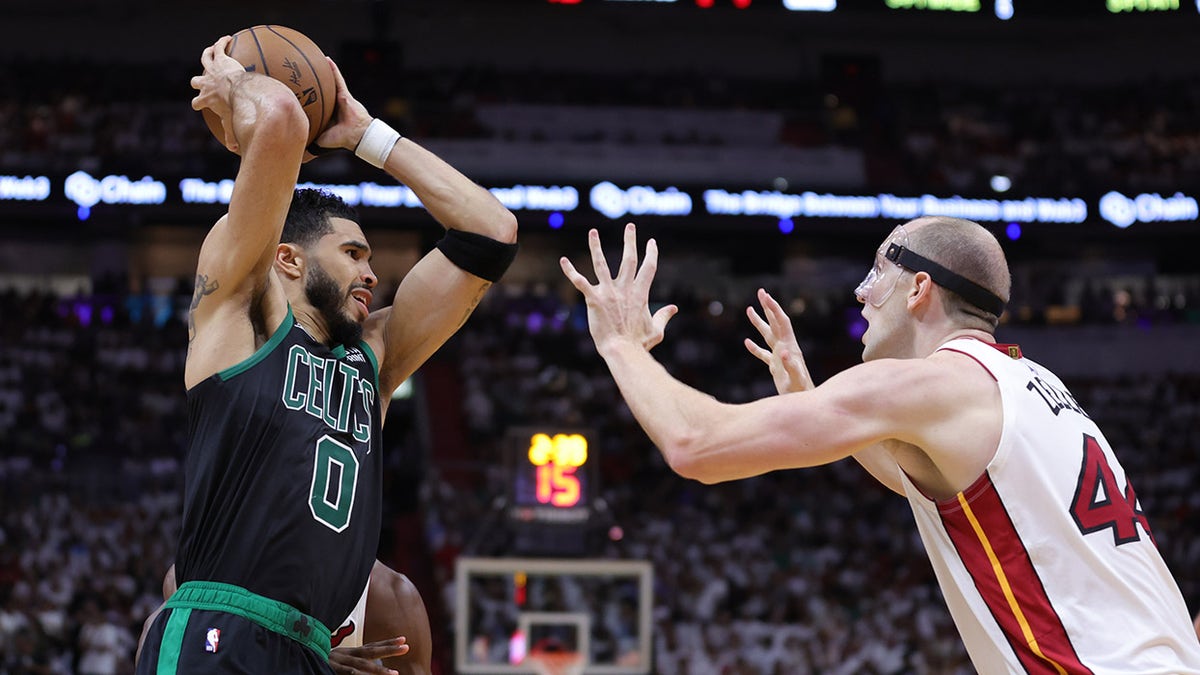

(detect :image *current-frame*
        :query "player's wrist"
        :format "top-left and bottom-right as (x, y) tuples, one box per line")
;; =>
(354, 118), (402, 169)
(596, 335), (650, 362)
(221, 69), (251, 104)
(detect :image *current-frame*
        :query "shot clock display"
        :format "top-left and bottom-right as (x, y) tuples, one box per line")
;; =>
(508, 428), (595, 525)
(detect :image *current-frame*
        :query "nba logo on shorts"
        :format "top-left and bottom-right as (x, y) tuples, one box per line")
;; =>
(205, 627), (220, 653)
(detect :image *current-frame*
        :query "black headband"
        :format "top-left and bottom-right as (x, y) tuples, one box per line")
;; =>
(885, 243), (1006, 317)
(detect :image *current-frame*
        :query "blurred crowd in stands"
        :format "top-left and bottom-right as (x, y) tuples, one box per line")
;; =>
(1, 279), (1197, 673)
(3, 59), (1200, 195)
(0, 289), (183, 674)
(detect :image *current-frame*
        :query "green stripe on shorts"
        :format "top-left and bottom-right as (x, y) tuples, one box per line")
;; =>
(156, 607), (191, 675)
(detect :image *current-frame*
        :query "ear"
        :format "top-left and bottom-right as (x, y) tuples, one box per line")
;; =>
(276, 243), (304, 281)
(906, 271), (936, 313)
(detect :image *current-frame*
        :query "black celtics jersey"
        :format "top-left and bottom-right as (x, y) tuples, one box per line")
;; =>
(176, 307), (382, 629)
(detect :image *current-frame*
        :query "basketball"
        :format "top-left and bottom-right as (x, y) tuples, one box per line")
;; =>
(201, 25), (336, 148)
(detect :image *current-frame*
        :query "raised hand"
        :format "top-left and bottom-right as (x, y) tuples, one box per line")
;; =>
(744, 288), (814, 395)
(560, 223), (677, 354)
(189, 36), (246, 154)
(310, 57), (373, 157)
(328, 636), (410, 675)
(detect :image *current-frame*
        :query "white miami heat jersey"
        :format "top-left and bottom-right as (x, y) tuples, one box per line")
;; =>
(331, 579), (370, 649)
(899, 337), (1200, 674)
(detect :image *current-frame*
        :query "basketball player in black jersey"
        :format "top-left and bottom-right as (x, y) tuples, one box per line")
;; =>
(142, 561), (431, 675)
(136, 35), (516, 675)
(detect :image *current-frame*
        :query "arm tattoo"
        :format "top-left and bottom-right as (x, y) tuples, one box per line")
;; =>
(187, 274), (221, 346)
(457, 283), (491, 328)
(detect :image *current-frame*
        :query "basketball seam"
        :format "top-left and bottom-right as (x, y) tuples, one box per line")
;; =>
(263, 25), (328, 137)
(248, 26), (270, 77)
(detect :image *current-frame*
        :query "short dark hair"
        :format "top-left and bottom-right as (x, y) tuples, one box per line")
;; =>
(281, 189), (360, 247)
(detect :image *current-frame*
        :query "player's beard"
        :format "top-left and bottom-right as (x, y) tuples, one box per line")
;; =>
(306, 262), (364, 347)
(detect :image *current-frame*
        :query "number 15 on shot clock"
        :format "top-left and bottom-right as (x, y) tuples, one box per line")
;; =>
(509, 428), (594, 517)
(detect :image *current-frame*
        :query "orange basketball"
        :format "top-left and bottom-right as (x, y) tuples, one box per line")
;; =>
(200, 25), (336, 148)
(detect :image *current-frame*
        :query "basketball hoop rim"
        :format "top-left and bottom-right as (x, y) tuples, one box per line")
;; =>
(526, 649), (584, 675)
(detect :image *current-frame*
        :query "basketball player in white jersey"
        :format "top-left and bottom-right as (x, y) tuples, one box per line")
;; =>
(561, 217), (1200, 673)
(328, 560), (432, 675)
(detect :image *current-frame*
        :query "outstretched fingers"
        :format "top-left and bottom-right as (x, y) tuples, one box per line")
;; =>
(588, 228), (614, 283)
(744, 336), (771, 365)
(616, 222), (640, 283)
(560, 256), (591, 295)
(633, 235), (659, 293)
(559, 228), (607, 294)
(746, 305), (773, 346)
(758, 289), (795, 339)
(560, 226), (637, 294)
(745, 289), (785, 361)
(652, 303), (679, 339)
(636, 236), (678, 339)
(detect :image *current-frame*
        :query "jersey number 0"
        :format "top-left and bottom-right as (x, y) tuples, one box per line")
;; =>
(309, 435), (360, 532)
